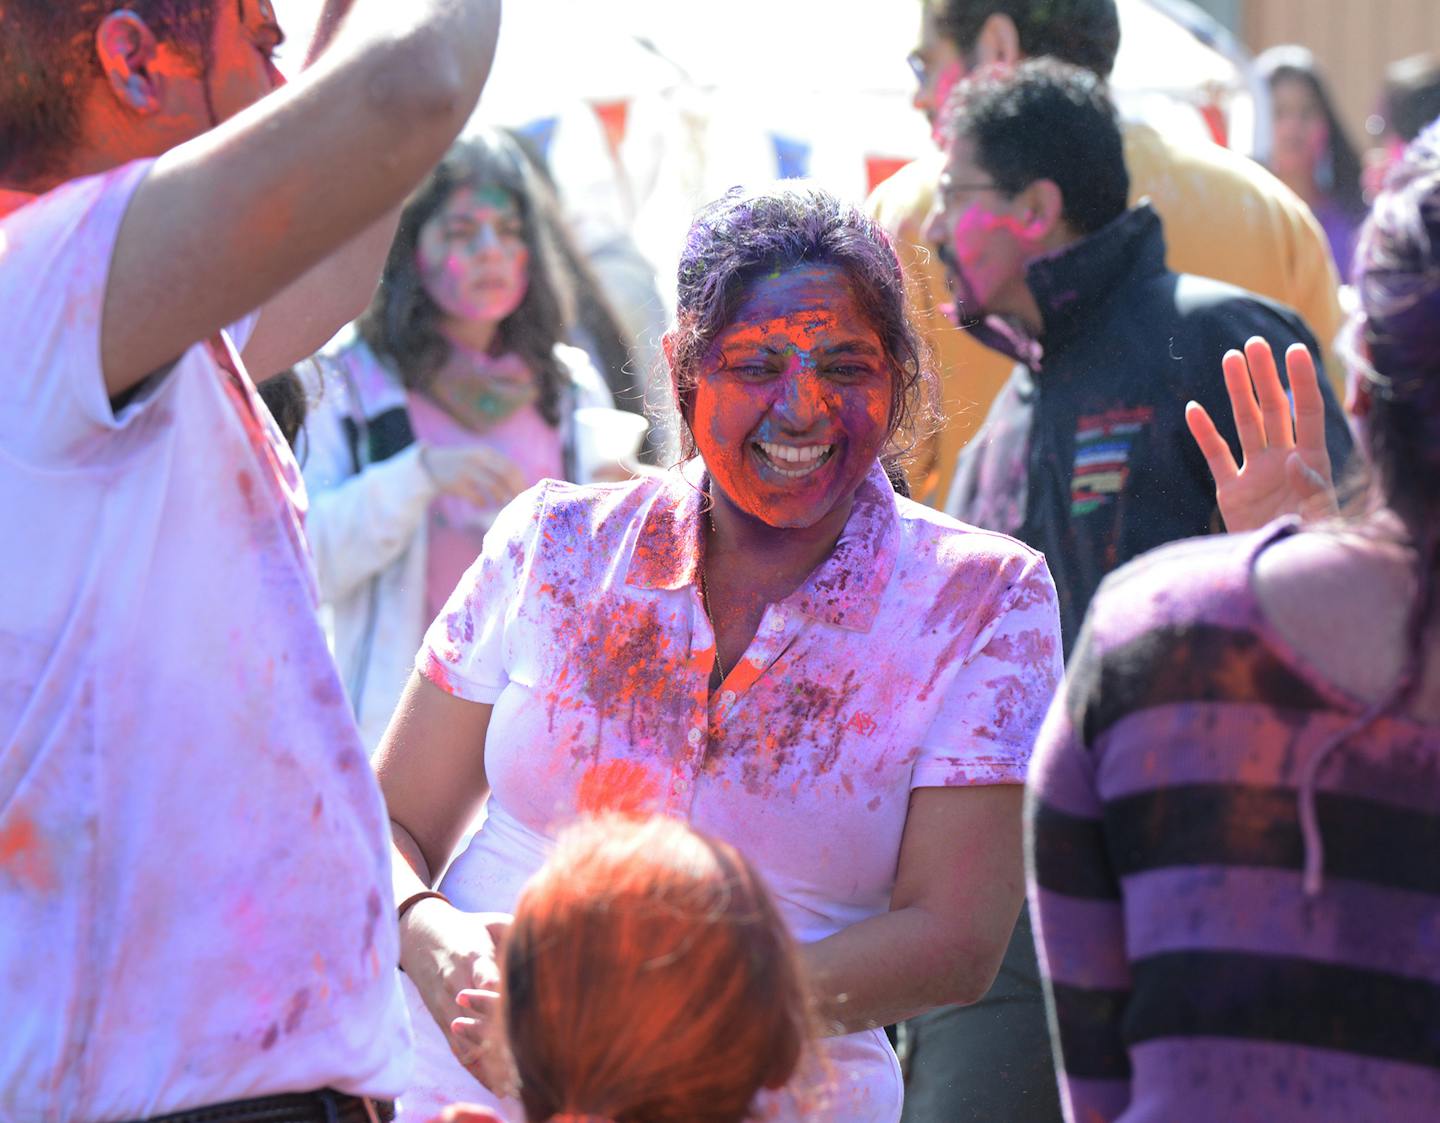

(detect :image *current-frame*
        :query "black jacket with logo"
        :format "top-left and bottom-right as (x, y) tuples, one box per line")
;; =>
(948, 204), (1354, 654)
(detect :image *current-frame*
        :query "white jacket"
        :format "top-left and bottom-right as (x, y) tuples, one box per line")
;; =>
(299, 339), (613, 750)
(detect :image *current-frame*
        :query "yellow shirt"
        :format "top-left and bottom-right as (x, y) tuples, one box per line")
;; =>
(867, 122), (1346, 507)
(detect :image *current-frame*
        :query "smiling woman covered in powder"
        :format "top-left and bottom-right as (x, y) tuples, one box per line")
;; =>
(376, 184), (1063, 1122)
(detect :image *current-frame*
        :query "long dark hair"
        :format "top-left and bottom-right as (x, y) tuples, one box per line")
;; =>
(357, 131), (575, 427)
(1258, 46), (1366, 217)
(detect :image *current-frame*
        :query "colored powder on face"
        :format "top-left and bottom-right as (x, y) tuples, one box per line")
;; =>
(941, 207), (1032, 318)
(415, 187), (530, 327)
(691, 265), (893, 529)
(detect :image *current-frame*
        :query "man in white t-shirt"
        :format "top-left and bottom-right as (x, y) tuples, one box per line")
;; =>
(0, 2), (500, 1121)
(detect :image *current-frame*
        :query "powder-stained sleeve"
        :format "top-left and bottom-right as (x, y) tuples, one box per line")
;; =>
(912, 553), (1063, 788)
(1027, 615), (1133, 1123)
(415, 480), (548, 703)
(0, 159), (156, 465)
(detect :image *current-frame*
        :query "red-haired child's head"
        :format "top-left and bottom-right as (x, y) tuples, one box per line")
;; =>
(502, 814), (810, 1123)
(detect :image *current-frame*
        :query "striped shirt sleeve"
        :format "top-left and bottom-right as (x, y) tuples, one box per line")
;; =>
(1026, 618), (1133, 1123)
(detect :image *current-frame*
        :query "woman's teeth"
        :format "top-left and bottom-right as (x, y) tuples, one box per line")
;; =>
(756, 441), (834, 477)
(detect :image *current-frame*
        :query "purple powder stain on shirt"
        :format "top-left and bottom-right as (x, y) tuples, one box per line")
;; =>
(361, 889), (382, 957)
(445, 607), (475, 647)
(283, 988), (310, 1034)
(309, 675), (343, 707)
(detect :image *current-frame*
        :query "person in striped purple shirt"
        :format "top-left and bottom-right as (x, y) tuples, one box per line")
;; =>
(1026, 121), (1440, 1123)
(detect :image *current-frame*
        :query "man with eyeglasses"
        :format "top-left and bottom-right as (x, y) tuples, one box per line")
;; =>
(891, 57), (1355, 1123)
(868, 0), (1346, 511)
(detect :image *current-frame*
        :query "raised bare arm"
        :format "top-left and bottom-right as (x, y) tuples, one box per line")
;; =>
(240, 0), (407, 380)
(102, 0), (502, 395)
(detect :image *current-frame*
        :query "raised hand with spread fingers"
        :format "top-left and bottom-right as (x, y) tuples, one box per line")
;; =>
(1185, 336), (1340, 533)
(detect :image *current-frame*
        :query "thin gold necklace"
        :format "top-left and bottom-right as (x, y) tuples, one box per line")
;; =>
(702, 574), (727, 685)
(701, 510), (727, 685)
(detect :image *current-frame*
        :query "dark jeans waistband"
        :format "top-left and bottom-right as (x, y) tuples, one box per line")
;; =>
(116, 1089), (395, 1123)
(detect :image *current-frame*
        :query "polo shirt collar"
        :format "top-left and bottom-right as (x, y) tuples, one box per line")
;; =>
(627, 458), (900, 633)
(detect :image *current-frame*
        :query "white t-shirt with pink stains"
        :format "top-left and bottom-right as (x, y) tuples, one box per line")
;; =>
(0, 162), (410, 1121)
(401, 460), (1063, 1123)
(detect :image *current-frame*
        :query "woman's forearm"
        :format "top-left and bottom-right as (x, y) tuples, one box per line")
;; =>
(392, 819), (453, 974)
(391, 818), (435, 899)
(801, 899), (1018, 1035)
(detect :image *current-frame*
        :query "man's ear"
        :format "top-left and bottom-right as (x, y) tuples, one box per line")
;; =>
(1018, 179), (1066, 244)
(96, 10), (164, 116)
(974, 13), (1023, 68)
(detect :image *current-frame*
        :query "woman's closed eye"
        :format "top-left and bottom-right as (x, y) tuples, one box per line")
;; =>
(728, 360), (780, 381)
(823, 363), (875, 382)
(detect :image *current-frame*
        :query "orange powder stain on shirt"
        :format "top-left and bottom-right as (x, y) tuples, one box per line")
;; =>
(575, 760), (661, 815)
(0, 816), (57, 892)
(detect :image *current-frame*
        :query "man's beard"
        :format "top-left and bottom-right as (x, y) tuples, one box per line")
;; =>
(934, 241), (985, 328)
(932, 241), (1040, 367)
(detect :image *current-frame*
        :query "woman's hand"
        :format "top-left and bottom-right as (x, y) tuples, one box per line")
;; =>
(452, 986), (517, 1097)
(1185, 337), (1339, 533)
(400, 898), (516, 1094)
(421, 444), (527, 510)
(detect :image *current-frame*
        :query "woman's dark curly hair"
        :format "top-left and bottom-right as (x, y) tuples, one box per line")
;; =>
(1351, 121), (1440, 527)
(357, 131), (576, 427)
(1301, 124), (1440, 895)
(665, 184), (935, 462)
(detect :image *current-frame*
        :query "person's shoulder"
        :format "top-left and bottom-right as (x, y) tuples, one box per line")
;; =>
(2, 159), (149, 224)
(1169, 271), (1315, 346)
(1125, 120), (1295, 207)
(528, 472), (672, 546)
(1124, 121), (1327, 256)
(316, 333), (405, 410)
(895, 493), (1047, 582)
(1090, 526), (1274, 640)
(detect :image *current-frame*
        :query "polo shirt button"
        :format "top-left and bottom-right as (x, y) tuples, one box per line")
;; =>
(721, 690), (737, 705)
(768, 613), (786, 632)
(687, 726), (704, 745)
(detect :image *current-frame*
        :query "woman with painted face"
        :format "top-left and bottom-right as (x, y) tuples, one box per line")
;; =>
(1258, 46), (1368, 281)
(301, 131), (627, 750)
(1030, 124), (1440, 1123)
(377, 184), (1063, 1122)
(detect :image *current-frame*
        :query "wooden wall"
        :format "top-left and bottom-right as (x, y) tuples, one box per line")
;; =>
(1243, 0), (1440, 146)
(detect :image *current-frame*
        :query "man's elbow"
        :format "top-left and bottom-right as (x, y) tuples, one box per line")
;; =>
(364, 17), (498, 140)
